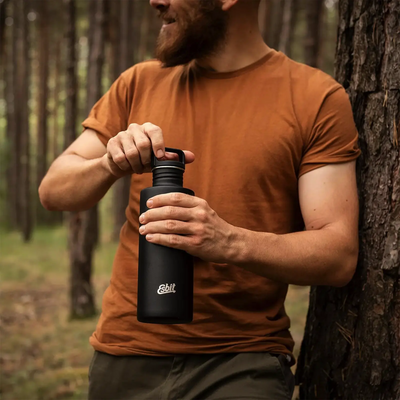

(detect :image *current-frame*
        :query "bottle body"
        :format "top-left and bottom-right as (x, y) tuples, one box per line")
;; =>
(137, 186), (195, 324)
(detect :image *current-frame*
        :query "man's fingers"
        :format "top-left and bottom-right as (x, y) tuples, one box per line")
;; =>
(183, 151), (195, 164)
(146, 193), (200, 210)
(107, 139), (131, 172)
(142, 122), (165, 158)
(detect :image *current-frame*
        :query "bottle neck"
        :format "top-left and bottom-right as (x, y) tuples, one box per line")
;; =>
(152, 167), (184, 187)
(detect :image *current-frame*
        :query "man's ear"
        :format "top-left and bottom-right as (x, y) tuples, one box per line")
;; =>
(220, 0), (239, 12)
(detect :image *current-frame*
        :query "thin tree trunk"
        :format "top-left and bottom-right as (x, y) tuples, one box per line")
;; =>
(0, 0), (8, 68)
(63, 0), (77, 151)
(36, 0), (50, 225)
(258, 0), (272, 44)
(112, 0), (135, 242)
(52, 41), (61, 162)
(304, 0), (324, 67)
(5, 0), (16, 230)
(138, 1), (151, 61)
(296, 1), (400, 399)
(279, 0), (299, 57)
(14, 0), (31, 241)
(69, 0), (106, 319)
(267, 0), (285, 50)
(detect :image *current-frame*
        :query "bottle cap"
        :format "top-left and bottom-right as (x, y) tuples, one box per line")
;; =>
(151, 147), (186, 172)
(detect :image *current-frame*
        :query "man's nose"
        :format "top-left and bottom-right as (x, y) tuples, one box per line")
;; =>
(150, 0), (170, 10)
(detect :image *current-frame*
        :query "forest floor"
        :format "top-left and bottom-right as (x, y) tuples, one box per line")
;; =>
(0, 225), (309, 400)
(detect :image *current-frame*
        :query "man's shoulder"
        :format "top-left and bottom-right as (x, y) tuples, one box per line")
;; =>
(281, 54), (342, 98)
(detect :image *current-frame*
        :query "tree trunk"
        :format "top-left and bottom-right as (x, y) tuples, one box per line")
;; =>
(259, 0), (272, 44)
(296, 1), (400, 399)
(266, 0), (285, 50)
(68, 0), (106, 319)
(14, 0), (31, 242)
(279, 0), (299, 57)
(304, 0), (325, 67)
(63, 0), (77, 151)
(138, 1), (151, 62)
(36, 0), (50, 225)
(52, 41), (62, 162)
(5, 0), (17, 230)
(112, 0), (135, 242)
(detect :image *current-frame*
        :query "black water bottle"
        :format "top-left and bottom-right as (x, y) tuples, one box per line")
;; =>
(137, 148), (194, 324)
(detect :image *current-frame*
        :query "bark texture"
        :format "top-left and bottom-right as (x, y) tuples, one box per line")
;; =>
(297, 1), (400, 399)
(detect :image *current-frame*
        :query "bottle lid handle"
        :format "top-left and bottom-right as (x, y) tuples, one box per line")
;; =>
(152, 147), (186, 170)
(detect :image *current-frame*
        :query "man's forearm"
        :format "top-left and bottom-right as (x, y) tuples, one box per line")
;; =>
(230, 226), (358, 287)
(39, 154), (118, 212)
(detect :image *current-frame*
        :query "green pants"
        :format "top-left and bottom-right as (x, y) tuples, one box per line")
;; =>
(88, 351), (295, 400)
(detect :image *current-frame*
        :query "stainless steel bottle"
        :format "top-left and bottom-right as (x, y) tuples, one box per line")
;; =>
(137, 148), (194, 324)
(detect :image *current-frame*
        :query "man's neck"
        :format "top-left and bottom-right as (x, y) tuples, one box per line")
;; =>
(195, 12), (270, 73)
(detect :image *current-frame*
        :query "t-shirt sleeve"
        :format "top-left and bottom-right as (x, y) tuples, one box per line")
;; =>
(298, 86), (361, 177)
(81, 74), (130, 146)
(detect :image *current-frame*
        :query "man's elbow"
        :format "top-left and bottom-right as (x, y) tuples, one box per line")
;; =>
(38, 180), (58, 211)
(331, 252), (359, 288)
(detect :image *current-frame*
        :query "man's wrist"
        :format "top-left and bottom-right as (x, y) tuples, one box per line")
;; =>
(99, 154), (119, 183)
(228, 226), (276, 268)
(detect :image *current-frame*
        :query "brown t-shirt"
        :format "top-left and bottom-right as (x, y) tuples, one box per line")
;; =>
(82, 50), (360, 359)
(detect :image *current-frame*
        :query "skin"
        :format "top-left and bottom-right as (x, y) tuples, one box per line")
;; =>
(39, 0), (359, 287)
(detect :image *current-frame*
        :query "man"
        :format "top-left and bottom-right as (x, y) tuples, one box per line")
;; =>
(39, 0), (361, 398)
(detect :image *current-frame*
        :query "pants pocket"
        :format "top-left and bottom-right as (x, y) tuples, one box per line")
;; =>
(270, 354), (295, 399)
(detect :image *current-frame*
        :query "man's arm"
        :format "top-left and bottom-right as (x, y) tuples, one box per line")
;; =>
(233, 161), (359, 287)
(139, 161), (359, 287)
(39, 129), (114, 212)
(39, 124), (195, 212)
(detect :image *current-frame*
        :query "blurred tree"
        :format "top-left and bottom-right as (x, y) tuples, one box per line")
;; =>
(297, 0), (400, 398)
(63, 0), (77, 151)
(14, 0), (32, 241)
(36, 0), (50, 225)
(138, 1), (152, 62)
(69, 0), (106, 319)
(304, 0), (324, 67)
(112, 0), (136, 242)
(0, 0), (8, 60)
(5, 0), (17, 230)
(279, 0), (299, 56)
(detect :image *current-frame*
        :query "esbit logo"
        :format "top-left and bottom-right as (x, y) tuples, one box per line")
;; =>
(157, 283), (176, 295)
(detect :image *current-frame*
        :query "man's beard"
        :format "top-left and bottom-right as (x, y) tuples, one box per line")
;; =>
(155, 0), (229, 68)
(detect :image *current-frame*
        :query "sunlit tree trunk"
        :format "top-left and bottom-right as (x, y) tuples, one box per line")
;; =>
(297, 1), (400, 398)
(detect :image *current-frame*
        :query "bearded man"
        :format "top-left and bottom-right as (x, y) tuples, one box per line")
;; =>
(39, 0), (361, 399)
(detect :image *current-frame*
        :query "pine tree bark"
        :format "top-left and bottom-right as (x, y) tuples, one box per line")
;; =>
(112, 0), (135, 242)
(14, 0), (31, 241)
(36, 0), (50, 225)
(296, 1), (400, 399)
(304, 0), (325, 67)
(68, 0), (106, 319)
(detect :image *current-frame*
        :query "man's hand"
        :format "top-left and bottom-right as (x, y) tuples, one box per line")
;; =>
(139, 193), (237, 264)
(102, 122), (195, 178)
